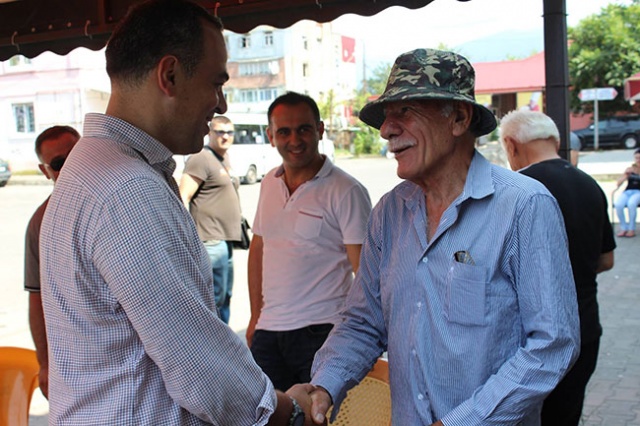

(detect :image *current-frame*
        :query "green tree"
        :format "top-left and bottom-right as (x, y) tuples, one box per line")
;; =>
(364, 63), (392, 95)
(348, 62), (392, 156)
(569, 2), (640, 117)
(505, 50), (540, 61)
(317, 89), (337, 136)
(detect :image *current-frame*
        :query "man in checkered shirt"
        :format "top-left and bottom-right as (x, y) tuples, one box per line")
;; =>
(39, 1), (318, 425)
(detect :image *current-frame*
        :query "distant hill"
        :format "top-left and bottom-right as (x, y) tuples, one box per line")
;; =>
(455, 29), (544, 63)
(359, 28), (544, 86)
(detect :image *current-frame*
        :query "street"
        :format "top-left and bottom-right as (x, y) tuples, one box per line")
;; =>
(1, 151), (638, 425)
(0, 156), (402, 424)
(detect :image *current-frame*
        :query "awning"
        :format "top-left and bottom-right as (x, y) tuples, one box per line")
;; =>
(624, 72), (640, 102)
(0, 0), (575, 156)
(0, 0), (433, 61)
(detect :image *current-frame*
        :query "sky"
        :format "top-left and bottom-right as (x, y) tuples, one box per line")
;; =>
(331, 0), (633, 68)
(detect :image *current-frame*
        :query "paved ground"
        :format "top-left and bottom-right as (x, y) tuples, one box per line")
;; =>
(2, 149), (639, 425)
(581, 233), (640, 426)
(478, 144), (640, 425)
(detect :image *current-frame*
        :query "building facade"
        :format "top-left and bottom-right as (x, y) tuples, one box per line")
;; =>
(223, 22), (358, 132)
(0, 22), (357, 171)
(0, 49), (109, 170)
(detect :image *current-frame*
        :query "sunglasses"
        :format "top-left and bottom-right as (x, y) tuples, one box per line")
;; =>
(47, 156), (66, 172)
(213, 130), (234, 137)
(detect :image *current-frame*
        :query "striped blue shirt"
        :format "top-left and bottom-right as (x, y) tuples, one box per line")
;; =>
(40, 113), (276, 425)
(312, 151), (580, 425)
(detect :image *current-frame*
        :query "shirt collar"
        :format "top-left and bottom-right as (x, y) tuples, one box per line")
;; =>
(83, 113), (176, 171)
(396, 150), (495, 206)
(274, 155), (332, 180)
(459, 150), (495, 203)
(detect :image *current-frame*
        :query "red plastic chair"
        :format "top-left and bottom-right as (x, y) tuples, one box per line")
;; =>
(0, 347), (39, 426)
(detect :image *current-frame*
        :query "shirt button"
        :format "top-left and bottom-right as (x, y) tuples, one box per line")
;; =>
(417, 302), (422, 308)
(422, 257), (428, 263)
(418, 393), (424, 400)
(412, 349), (417, 356)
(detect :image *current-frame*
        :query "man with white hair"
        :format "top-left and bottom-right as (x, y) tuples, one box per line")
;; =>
(500, 109), (616, 426)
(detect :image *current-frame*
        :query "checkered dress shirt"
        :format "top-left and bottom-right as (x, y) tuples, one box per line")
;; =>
(40, 113), (276, 425)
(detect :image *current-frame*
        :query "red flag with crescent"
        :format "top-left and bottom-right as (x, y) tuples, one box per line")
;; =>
(341, 36), (355, 63)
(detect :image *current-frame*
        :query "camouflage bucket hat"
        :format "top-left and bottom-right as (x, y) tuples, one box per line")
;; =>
(359, 48), (497, 136)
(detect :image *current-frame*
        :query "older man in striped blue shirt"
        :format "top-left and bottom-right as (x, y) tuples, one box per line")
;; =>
(309, 49), (580, 426)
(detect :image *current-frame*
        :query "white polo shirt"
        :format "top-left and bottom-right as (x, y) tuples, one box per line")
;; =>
(253, 158), (372, 330)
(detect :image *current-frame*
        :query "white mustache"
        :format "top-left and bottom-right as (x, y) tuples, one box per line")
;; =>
(388, 138), (417, 152)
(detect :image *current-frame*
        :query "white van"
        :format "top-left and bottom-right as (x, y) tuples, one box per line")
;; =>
(226, 112), (336, 184)
(225, 113), (280, 184)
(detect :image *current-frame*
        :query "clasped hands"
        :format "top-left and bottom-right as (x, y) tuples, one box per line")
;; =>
(285, 383), (333, 426)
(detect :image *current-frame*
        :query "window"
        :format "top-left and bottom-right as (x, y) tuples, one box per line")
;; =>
(302, 37), (308, 50)
(241, 35), (251, 49)
(239, 60), (279, 76)
(259, 88), (278, 102)
(302, 63), (309, 77)
(239, 88), (279, 103)
(264, 31), (274, 46)
(223, 90), (233, 103)
(12, 103), (35, 133)
(8, 55), (31, 67)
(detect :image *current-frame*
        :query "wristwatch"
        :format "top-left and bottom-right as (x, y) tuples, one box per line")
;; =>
(288, 396), (305, 426)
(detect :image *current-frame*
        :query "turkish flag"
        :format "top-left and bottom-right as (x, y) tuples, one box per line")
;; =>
(341, 36), (355, 63)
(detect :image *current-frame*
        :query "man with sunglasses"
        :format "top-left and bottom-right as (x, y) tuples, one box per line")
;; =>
(179, 115), (241, 324)
(24, 125), (80, 398)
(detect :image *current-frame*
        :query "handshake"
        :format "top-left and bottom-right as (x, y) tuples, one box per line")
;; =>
(275, 383), (333, 426)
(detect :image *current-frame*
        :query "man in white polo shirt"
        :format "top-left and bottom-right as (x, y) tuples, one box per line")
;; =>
(247, 91), (372, 391)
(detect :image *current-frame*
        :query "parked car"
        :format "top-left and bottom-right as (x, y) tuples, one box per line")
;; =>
(574, 115), (640, 150)
(227, 121), (280, 184)
(0, 158), (11, 187)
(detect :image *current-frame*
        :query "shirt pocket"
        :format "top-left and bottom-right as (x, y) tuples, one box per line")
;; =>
(294, 210), (323, 239)
(445, 261), (489, 326)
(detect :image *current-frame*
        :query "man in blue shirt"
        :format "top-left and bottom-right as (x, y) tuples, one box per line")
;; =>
(309, 49), (580, 425)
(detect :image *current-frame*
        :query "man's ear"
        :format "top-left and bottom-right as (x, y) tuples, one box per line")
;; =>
(451, 102), (473, 137)
(317, 121), (325, 140)
(266, 126), (275, 147)
(156, 55), (179, 96)
(38, 164), (52, 180)
(505, 136), (521, 159)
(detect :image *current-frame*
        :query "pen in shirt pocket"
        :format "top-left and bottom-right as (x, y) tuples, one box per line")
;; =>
(454, 250), (475, 265)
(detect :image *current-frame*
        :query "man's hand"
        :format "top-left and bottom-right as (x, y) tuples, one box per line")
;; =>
(38, 364), (49, 399)
(287, 384), (328, 426)
(309, 386), (332, 425)
(245, 317), (257, 347)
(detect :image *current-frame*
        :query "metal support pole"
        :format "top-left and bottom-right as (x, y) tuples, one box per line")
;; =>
(594, 100), (600, 150)
(543, 0), (570, 160)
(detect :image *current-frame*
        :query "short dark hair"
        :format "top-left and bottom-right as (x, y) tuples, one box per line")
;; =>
(105, 0), (223, 86)
(35, 126), (81, 156)
(211, 116), (232, 127)
(267, 92), (321, 124)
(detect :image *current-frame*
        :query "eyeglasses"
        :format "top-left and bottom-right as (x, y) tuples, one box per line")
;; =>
(47, 156), (66, 172)
(213, 130), (234, 137)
